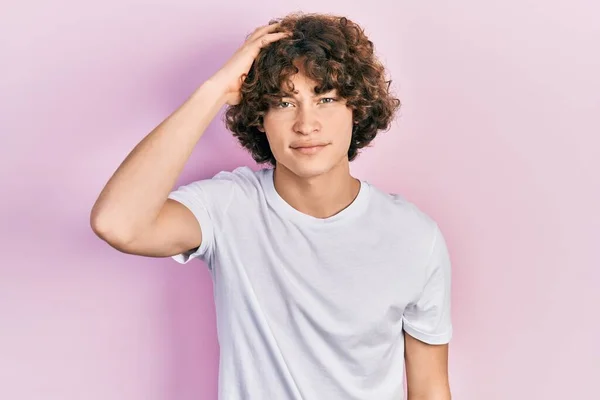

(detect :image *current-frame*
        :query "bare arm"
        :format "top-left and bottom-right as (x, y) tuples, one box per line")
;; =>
(90, 81), (227, 255)
(90, 22), (290, 256)
(404, 332), (452, 400)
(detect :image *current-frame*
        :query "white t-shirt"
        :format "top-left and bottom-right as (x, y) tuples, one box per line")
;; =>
(167, 166), (452, 400)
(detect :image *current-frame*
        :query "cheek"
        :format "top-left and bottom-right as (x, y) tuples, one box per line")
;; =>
(326, 107), (353, 126)
(263, 113), (288, 133)
(329, 111), (354, 138)
(263, 114), (293, 145)
(263, 125), (287, 152)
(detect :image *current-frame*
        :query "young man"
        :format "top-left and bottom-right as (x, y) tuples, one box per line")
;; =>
(91, 13), (453, 400)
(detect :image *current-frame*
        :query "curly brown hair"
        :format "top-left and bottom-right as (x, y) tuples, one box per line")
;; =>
(224, 12), (401, 166)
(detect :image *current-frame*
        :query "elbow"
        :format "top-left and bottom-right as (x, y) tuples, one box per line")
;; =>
(90, 210), (135, 247)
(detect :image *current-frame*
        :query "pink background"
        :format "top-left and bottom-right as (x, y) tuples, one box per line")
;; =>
(2, 1), (598, 399)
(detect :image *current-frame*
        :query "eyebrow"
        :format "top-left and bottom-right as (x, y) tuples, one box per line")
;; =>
(281, 89), (338, 99)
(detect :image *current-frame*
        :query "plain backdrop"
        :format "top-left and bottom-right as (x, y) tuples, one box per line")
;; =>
(1, 0), (598, 399)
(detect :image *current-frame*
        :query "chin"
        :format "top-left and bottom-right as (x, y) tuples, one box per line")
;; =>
(287, 163), (331, 179)
(275, 150), (346, 179)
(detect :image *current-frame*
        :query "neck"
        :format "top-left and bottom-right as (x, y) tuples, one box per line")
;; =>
(273, 160), (361, 219)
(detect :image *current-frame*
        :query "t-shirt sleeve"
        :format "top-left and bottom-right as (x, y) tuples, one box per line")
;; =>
(166, 170), (236, 266)
(402, 224), (453, 345)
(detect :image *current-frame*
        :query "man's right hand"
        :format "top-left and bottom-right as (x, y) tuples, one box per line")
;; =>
(208, 22), (291, 106)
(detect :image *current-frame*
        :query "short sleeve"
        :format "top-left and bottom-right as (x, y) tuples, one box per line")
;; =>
(167, 170), (236, 265)
(402, 224), (453, 345)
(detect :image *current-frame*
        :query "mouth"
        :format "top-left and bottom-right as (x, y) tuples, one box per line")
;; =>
(290, 143), (329, 155)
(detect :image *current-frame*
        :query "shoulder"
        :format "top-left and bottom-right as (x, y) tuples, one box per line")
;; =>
(216, 166), (271, 198)
(169, 165), (266, 206)
(186, 165), (266, 191)
(364, 183), (441, 251)
(368, 184), (438, 230)
(205, 165), (273, 206)
(202, 165), (260, 183)
(367, 183), (451, 272)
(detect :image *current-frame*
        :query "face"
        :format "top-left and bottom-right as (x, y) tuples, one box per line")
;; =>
(260, 65), (354, 179)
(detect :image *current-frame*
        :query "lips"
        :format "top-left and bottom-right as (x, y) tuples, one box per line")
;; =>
(290, 143), (329, 155)
(290, 143), (328, 149)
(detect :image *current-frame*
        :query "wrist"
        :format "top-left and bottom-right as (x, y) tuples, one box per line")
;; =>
(194, 79), (230, 106)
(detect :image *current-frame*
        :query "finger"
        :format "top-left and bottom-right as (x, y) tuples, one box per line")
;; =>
(255, 31), (291, 48)
(247, 22), (282, 42)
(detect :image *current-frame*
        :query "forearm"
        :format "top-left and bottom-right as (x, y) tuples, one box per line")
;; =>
(407, 387), (451, 400)
(90, 80), (227, 241)
(408, 394), (451, 400)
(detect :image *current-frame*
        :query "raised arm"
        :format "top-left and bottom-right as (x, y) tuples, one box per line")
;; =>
(90, 22), (290, 257)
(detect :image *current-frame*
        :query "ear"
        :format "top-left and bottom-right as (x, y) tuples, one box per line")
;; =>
(257, 116), (266, 133)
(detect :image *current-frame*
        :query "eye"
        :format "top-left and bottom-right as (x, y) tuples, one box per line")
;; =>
(277, 101), (293, 108)
(320, 97), (337, 104)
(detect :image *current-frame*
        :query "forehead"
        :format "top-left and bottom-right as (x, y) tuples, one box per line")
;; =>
(285, 72), (317, 93)
(280, 72), (337, 98)
(275, 57), (338, 97)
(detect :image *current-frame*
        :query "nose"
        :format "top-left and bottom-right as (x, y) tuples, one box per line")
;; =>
(293, 106), (321, 135)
